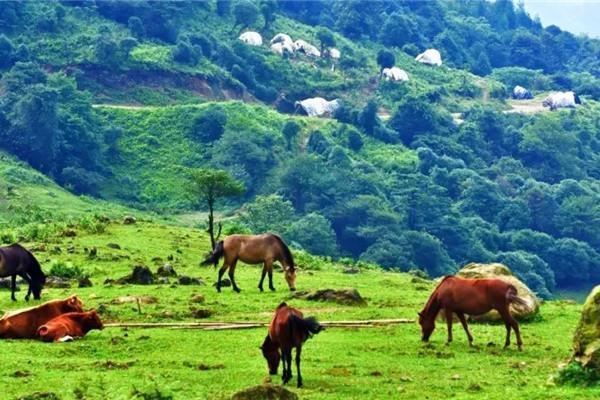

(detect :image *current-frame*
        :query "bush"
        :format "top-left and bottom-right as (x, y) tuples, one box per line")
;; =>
(49, 260), (87, 279)
(190, 107), (227, 142)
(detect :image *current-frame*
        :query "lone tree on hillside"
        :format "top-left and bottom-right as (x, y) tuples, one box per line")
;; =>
(233, 0), (259, 34)
(376, 49), (395, 73)
(189, 169), (245, 254)
(317, 28), (336, 56)
(260, 0), (278, 30)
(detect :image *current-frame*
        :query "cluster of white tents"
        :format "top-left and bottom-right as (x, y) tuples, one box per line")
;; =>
(512, 85), (581, 110)
(238, 31), (340, 60)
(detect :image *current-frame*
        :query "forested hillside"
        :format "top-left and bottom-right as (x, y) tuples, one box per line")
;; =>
(1, 0), (600, 298)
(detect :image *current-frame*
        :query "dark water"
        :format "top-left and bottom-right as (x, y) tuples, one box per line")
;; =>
(553, 284), (598, 303)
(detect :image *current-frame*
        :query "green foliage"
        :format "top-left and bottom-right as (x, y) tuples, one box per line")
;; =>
(240, 194), (295, 235)
(376, 49), (394, 71)
(233, 0), (259, 32)
(286, 212), (338, 256)
(48, 260), (87, 280)
(188, 168), (245, 209)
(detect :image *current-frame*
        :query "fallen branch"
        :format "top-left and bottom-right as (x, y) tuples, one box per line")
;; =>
(104, 318), (414, 330)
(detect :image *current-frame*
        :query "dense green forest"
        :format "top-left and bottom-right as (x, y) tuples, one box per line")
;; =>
(1, 0), (600, 299)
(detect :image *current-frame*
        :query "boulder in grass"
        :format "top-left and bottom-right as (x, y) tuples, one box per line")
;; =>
(455, 262), (540, 321)
(231, 384), (298, 400)
(572, 285), (600, 371)
(115, 265), (154, 285)
(157, 264), (177, 277)
(293, 288), (366, 306)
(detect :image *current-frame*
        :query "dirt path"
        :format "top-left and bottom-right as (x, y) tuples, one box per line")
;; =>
(505, 102), (546, 114)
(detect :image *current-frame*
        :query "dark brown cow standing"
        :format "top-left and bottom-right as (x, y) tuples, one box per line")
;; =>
(37, 310), (103, 342)
(261, 302), (323, 388)
(0, 295), (84, 339)
(418, 276), (529, 350)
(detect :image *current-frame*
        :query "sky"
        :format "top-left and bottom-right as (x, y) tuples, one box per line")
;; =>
(519, 0), (600, 37)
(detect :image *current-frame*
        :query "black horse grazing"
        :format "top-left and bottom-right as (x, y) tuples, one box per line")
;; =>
(0, 244), (46, 301)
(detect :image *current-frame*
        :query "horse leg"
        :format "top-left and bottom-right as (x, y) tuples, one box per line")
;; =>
(10, 274), (16, 301)
(19, 273), (32, 301)
(216, 263), (229, 293)
(258, 264), (267, 292)
(281, 348), (289, 384)
(444, 308), (453, 345)
(456, 312), (473, 345)
(267, 260), (275, 291)
(499, 307), (522, 351)
(284, 349), (293, 384)
(296, 346), (303, 388)
(228, 259), (241, 293)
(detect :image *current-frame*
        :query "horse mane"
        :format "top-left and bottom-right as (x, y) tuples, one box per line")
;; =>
(420, 275), (453, 316)
(271, 234), (295, 270)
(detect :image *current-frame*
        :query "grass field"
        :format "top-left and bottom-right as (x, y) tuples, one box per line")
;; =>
(0, 221), (597, 400)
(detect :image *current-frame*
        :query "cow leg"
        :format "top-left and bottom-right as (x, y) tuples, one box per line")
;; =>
(10, 274), (16, 301)
(444, 308), (453, 345)
(216, 263), (229, 293)
(258, 264), (267, 292)
(456, 312), (473, 345)
(228, 259), (240, 293)
(296, 346), (303, 388)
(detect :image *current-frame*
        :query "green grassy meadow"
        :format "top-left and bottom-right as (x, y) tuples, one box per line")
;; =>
(0, 221), (597, 400)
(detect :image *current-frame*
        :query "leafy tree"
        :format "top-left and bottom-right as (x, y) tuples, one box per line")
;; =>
(173, 39), (200, 65)
(128, 16), (145, 38)
(241, 194), (295, 235)
(346, 127), (363, 151)
(286, 213), (338, 256)
(191, 106), (227, 142)
(317, 28), (336, 55)
(216, 0), (231, 16)
(233, 0), (259, 33)
(188, 168), (245, 250)
(376, 49), (395, 72)
(379, 12), (420, 48)
(0, 35), (14, 69)
(282, 120), (301, 150)
(260, 0), (277, 30)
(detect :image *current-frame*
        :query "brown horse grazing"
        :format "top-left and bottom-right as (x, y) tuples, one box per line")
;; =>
(0, 295), (84, 339)
(418, 276), (529, 350)
(261, 302), (324, 388)
(0, 244), (46, 301)
(201, 234), (297, 293)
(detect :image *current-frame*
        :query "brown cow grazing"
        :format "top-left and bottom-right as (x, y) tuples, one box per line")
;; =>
(37, 310), (103, 342)
(0, 295), (84, 339)
(261, 302), (324, 388)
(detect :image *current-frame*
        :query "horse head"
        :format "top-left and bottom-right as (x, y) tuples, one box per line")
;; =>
(284, 267), (296, 291)
(261, 335), (280, 375)
(418, 311), (435, 342)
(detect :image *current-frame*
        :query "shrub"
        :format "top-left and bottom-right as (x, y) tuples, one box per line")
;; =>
(49, 260), (87, 279)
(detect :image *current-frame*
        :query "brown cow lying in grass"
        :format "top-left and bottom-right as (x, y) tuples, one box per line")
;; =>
(37, 310), (103, 342)
(0, 295), (84, 339)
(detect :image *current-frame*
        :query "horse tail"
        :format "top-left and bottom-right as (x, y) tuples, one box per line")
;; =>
(290, 314), (324, 338)
(271, 234), (295, 270)
(506, 285), (530, 309)
(201, 241), (224, 267)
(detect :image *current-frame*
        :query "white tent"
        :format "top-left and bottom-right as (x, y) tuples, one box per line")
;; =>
(542, 91), (581, 110)
(415, 49), (442, 66)
(295, 97), (340, 117)
(382, 67), (409, 82)
(270, 33), (293, 46)
(271, 42), (294, 55)
(294, 39), (321, 57)
(512, 85), (533, 100)
(328, 48), (341, 59)
(238, 31), (263, 46)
